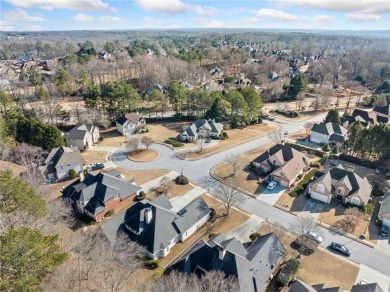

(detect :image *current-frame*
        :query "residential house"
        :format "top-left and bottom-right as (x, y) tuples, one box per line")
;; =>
(179, 119), (224, 142)
(235, 78), (253, 87)
(310, 122), (348, 146)
(289, 279), (383, 292)
(378, 192), (390, 227)
(116, 112), (147, 136)
(180, 80), (194, 90)
(62, 169), (141, 221)
(308, 164), (372, 205)
(201, 80), (224, 92)
(170, 233), (286, 292)
(209, 67), (223, 77)
(40, 146), (83, 181)
(373, 104), (390, 124)
(340, 115), (370, 129)
(352, 109), (379, 125)
(98, 51), (112, 61)
(140, 84), (165, 98)
(252, 144), (309, 187)
(268, 72), (279, 81)
(65, 124), (100, 151)
(100, 195), (210, 259)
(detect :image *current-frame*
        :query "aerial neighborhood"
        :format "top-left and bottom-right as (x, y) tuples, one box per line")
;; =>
(1, 26), (390, 292)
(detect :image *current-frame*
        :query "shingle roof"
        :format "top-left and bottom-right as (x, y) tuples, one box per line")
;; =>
(311, 122), (347, 136)
(45, 146), (82, 168)
(181, 119), (224, 138)
(378, 193), (390, 220)
(351, 283), (384, 292)
(171, 233), (285, 292)
(116, 113), (142, 125)
(66, 124), (89, 140)
(373, 104), (390, 116)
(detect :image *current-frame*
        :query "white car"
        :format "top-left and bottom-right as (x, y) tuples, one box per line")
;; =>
(267, 181), (277, 190)
(305, 231), (323, 244)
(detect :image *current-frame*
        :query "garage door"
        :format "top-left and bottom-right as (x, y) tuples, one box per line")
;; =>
(310, 191), (329, 203)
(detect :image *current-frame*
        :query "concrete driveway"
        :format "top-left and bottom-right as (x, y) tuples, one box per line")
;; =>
(225, 214), (264, 243)
(301, 199), (325, 219)
(375, 234), (390, 254)
(256, 184), (286, 205)
(356, 264), (389, 291)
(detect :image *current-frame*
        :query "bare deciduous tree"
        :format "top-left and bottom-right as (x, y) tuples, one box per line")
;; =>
(215, 179), (244, 217)
(267, 128), (283, 144)
(290, 215), (321, 255)
(303, 122), (313, 135)
(141, 136), (154, 150)
(126, 136), (140, 153)
(224, 153), (244, 178)
(333, 207), (365, 233)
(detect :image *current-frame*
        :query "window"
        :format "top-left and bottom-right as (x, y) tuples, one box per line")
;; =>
(316, 184), (325, 193)
(337, 188), (343, 194)
(114, 194), (119, 200)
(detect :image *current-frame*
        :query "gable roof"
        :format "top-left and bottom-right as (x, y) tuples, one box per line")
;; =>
(373, 104), (390, 116)
(116, 112), (142, 125)
(171, 233), (285, 292)
(181, 119), (224, 138)
(62, 171), (141, 215)
(311, 166), (372, 204)
(378, 193), (390, 220)
(311, 122), (347, 136)
(288, 279), (343, 292)
(45, 146), (82, 168)
(351, 283), (384, 292)
(66, 124), (98, 140)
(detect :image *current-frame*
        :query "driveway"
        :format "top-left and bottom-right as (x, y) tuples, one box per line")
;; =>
(356, 264), (389, 291)
(225, 214), (264, 243)
(376, 234), (390, 254)
(256, 185), (286, 205)
(170, 186), (207, 212)
(301, 199), (325, 219)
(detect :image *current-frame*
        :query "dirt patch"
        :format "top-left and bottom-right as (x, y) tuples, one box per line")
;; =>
(146, 180), (195, 200)
(212, 142), (274, 194)
(82, 151), (109, 165)
(180, 123), (278, 159)
(298, 249), (359, 290)
(128, 149), (159, 162)
(99, 128), (127, 147)
(104, 168), (170, 185)
(138, 122), (193, 145)
(45, 178), (79, 201)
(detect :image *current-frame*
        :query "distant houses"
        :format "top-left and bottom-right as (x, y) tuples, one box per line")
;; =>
(116, 112), (147, 136)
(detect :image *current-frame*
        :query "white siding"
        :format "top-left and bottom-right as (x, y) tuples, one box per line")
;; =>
(116, 122), (124, 135)
(310, 191), (330, 203)
(310, 131), (329, 144)
(180, 213), (210, 241)
(56, 162), (83, 180)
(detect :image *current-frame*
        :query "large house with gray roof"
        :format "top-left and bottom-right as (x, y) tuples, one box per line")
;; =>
(62, 169), (141, 221)
(40, 146), (83, 181)
(116, 112), (147, 136)
(170, 233), (286, 292)
(308, 164), (372, 205)
(100, 195), (210, 259)
(288, 279), (384, 292)
(65, 124), (100, 151)
(310, 122), (348, 145)
(179, 119), (224, 142)
(252, 144), (309, 188)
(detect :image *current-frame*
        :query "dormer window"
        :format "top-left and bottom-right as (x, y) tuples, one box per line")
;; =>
(337, 188), (343, 194)
(114, 194), (119, 200)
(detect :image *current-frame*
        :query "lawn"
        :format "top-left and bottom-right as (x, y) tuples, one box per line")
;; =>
(128, 149), (159, 162)
(106, 168), (170, 185)
(212, 142), (274, 194)
(179, 123), (278, 159)
(81, 150), (109, 165)
(146, 180), (195, 200)
(98, 128), (127, 147)
(45, 178), (79, 201)
(258, 223), (359, 291)
(275, 192), (309, 213)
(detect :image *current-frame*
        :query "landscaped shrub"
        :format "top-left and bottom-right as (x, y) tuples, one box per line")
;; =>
(277, 259), (300, 286)
(136, 191), (146, 201)
(164, 139), (184, 147)
(362, 204), (374, 216)
(68, 169), (79, 179)
(274, 109), (299, 118)
(322, 144), (330, 152)
(296, 235), (318, 255)
(297, 174), (303, 179)
(105, 209), (114, 217)
(209, 208), (217, 222)
(290, 169), (317, 197)
(249, 232), (261, 242)
(333, 144), (340, 154)
(285, 142), (326, 158)
(309, 162), (321, 169)
(222, 132), (228, 139)
(372, 187), (384, 197)
(99, 136), (105, 141)
(208, 233), (217, 238)
(175, 175), (189, 185)
(146, 259), (160, 270)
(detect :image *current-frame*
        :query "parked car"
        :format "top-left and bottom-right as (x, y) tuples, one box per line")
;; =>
(305, 231), (323, 244)
(91, 163), (105, 171)
(329, 242), (351, 256)
(267, 181), (277, 190)
(379, 226), (389, 237)
(330, 160), (341, 166)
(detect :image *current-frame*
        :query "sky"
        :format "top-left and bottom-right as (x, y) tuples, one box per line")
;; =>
(0, 0), (389, 31)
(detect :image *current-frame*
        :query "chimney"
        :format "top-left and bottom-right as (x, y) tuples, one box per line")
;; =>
(219, 245), (226, 260)
(144, 207), (153, 224)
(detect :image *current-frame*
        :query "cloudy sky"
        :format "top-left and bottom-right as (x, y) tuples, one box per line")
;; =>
(1, 0), (389, 31)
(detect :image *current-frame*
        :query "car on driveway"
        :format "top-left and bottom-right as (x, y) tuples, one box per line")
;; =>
(305, 231), (323, 243)
(379, 226), (389, 237)
(329, 242), (351, 256)
(267, 181), (277, 190)
(90, 163), (105, 171)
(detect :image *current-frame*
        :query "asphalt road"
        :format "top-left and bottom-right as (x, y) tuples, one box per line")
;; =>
(111, 112), (390, 277)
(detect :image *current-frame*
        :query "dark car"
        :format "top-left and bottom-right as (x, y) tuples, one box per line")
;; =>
(330, 242), (351, 256)
(91, 163), (105, 171)
(380, 226), (389, 237)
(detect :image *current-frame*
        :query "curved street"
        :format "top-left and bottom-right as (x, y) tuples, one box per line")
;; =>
(110, 113), (390, 283)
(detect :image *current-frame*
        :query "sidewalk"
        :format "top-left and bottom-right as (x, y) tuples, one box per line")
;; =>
(225, 214), (264, 242)
(139, 170), (179, 193)
(170, 185), (207, 212)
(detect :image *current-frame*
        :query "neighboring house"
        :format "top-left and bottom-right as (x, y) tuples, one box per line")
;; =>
(289, 279), (383, 292)
(98, 51), (112, 60)
(179, 119), (224, 142)
(140, 84), (165, 98)
(268, 72), (279, 81)
(378, 192), (390, 227)
(308, 164), (372, 205)
(373, 104), (390, 124)
(210, 67), (222, 76)
(235, 78), (253, 87)
(62, 169), (141, 221)
(310, 122), (348, 145)
(170, 233), (286, 292)
(40, 146), (83, 181)
(180, 80), (194, 90)
(101, 195), (210, 259)
(116, 112), (147, 135)
(252, 144), (309, 187)
(65, 124), (100, 151)
(201, 80), (224, 92)
(340, 115), (370, 129)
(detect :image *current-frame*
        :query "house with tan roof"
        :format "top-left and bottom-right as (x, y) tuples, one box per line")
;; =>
(252, 144), (309, 187)
(308, 164), (372, 205)
(115, 112), (147, 136)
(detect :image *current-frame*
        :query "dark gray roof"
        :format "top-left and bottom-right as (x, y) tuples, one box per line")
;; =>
(373, 104), (390, 116)
(116, 113), (142, 125)
(329, 133), (346, 143)
(253, 144), (296, 164)
(62, 171), (141, 215)
(351, 283), (384, 292)
(288, 279), (317, 292)
(311, 122), (347, 136)
(378, 193), (390, 218)
(66, 124), (88, 140)
(45, 146), (82, 168)
(171, 233), (285, 292)
(181, 119), (223, 137)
